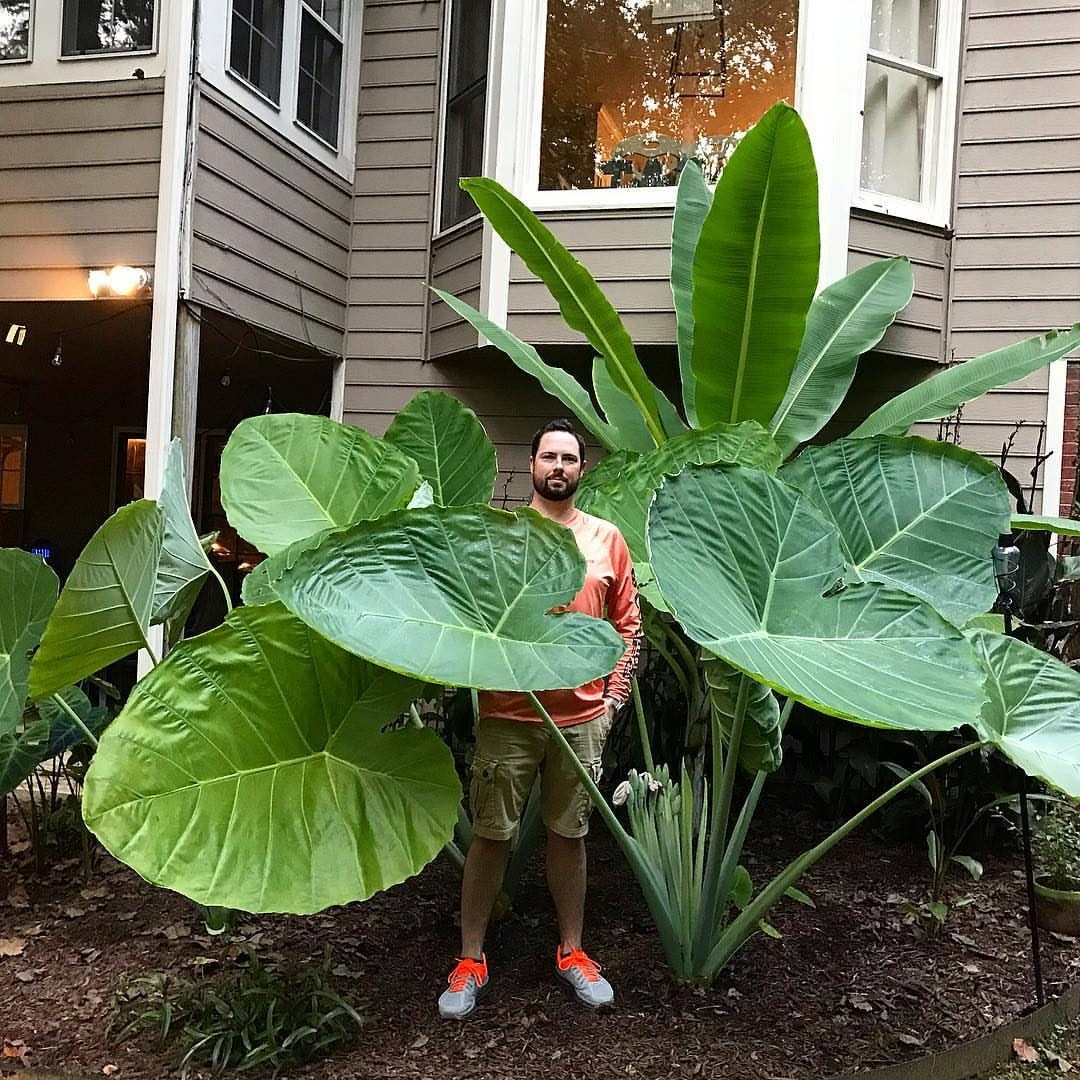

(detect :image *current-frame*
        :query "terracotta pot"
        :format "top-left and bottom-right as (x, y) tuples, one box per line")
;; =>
(1034, 875), (1080, 935)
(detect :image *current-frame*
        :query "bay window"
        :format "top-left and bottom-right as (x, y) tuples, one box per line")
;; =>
(229, 0), (285, 103)
(296, 0), (344, 148)
(0, 0), (30, 61)
(61, 0), (156, 56)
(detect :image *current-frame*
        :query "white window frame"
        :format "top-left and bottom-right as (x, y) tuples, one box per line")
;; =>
(293, 0), (345, 151)
(57, 0), (160, 61)
(854, 0), (962, 228)
(225, 0), (285, 109)
(0, 424), (27, 511)
(0, 0), (34, 64)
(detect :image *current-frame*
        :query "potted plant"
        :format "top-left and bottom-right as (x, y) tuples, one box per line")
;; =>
(1034, 804), (1080, 935)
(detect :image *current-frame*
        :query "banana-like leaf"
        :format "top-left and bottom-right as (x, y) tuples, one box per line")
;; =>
(971, 629), (1080, 797)
(1013, 514), (1080, 538)
(0, 718), (49, 798)
(153, 438), (214, 637)
(219, 413), (420, 555)
(592, 357), (657, 453)
(460, 177), (664, 445)
(432, 289), (619, 450)
(268, 505), (627, 691)
(648, 466), (985, 731)
(852, 324), (1080, 437)
(781, 437), (1009, 626)
(0, 549), (57, 733)
(384, 391), (498, 507)
(576, 422), (782, 566)
(29, 501), (163, 700)
(702, 654), (782, 774)
(770, 258), (914, 454)
(83, 604), (460, 914)
(691, 103), (819, 427)
(671, 161), (711, 428)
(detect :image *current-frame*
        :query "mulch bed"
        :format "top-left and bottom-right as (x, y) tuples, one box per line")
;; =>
(2, 795), (1078, 1080)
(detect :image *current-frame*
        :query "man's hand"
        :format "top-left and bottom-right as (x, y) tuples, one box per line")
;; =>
(603, 698), (617, 724)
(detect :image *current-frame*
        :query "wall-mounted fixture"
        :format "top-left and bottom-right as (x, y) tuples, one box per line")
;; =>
(87, 266), (153, 298)
(51, 339), (64, 367)
(5, 324), (26, 346)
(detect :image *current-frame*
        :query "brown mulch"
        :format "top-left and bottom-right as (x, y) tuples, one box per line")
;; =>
(1, 795), (1078, 1080)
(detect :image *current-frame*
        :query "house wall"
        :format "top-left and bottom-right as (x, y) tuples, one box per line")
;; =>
(0, 79), (163, 301)
(188, 81), (353, 355)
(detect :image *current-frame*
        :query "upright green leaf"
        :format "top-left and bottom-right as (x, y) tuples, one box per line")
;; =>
(153, 438), (214, 635)
(220, 414), (420, 555)
(460, 177), (665, 444)
(647, 466), (985, 731)
(37, 685), (109, 758)
(29, 501), (163, 700)
(0, 549), (58, 733)
(384, 391), (498, 507)
(1013, 514), (1080, 538)
(702, 654), (782, 774)
(770, 258), (914, 453)
(84, 604), (460, 914)
(691, 103), (820, 427)
(592, 357), (656, 452)
(269, 505), (626, 691)
(432, 289), (619, 450)
(971, 630), (1080, 797)
(781, 437), (1010, 626)
(671, 161), (712, 428)
(852, 324), (1080, 437)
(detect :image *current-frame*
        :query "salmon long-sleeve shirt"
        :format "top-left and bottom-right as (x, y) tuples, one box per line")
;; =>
(479, 508), (643, 728)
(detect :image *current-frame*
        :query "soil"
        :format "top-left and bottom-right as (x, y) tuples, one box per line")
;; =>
(2, 795), (1079, 1080)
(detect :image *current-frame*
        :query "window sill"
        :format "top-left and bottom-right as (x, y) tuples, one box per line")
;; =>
(433, 212), (482, 243)
(225, 67), (281, 112)
(58, 48), (158, 61)
(524, 187), (679, 214)
(293, 116), (339, 155)
(0, 56), (31, 65)
(854, 192), (950, 231)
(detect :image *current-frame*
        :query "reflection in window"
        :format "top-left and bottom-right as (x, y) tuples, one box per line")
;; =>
(861, 0), (941, 203)
(61, 0), (155, 56)
(0, 1), (30, 61)
(229, 0), (285, 103)
(296, 2), (343, 147)
(0, 426), (27, 510)
(540, 0), (799, 191)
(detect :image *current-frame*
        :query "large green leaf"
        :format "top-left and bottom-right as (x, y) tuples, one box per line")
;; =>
(971, 629), (1080, 797)
(852, 324), (1080, 437)
(37, 685), (109, 759)
(575, 422), (783, 566)
(781, 437), (1009, 626)
(647, 466), (985, 731)
(1013, 514), (1080, 538)
(0, 549), (58, 733)
(432, 289), (619, 450)
(592, 359), (687, 452)
(153, 438), (214, 637)
(383, 391), (498, 507)
(0, 718), (49, 798)
(83, 604), (460, 914)
(770, 258), (914, 454)
(460, 177), (664, 445)
(219, 413), (420, 556)
(671, 161), (712, 428)
(690, 103), (820, 427)
(268, 505), (626, 691)
(702, 654), (782, 774)
(29, 501), (163, 700)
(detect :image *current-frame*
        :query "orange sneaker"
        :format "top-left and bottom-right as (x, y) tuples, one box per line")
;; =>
(438, 954), (488, 1019)
(555, 947), (614, 1008)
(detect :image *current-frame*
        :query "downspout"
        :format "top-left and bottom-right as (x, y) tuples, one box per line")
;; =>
(940, 0), (969, 368)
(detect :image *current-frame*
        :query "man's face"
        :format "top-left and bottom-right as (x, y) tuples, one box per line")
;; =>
(531, 431), (583, 502)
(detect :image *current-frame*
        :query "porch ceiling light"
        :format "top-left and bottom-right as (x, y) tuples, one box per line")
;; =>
(88, 265), (152, 298)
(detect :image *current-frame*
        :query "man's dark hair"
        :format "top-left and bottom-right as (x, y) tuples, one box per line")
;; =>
(531, 419), (586, 462)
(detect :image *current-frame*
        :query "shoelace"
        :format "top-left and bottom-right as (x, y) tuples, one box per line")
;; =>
(559, 949), (602, 982)
(447, 957), (486, 992)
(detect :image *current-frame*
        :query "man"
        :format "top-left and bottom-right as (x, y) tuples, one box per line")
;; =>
(438, 419), (642, 1019)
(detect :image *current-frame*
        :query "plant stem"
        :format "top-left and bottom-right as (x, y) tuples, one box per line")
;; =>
(50, 693), (98, 749)
(210, 563), (234, 614)
(407, 703), (424, 729)
(631, 677), (656, 774)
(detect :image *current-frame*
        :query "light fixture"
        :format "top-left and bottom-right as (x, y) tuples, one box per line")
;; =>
(5, 323), (26, 346)
(51, 338), (63, 367)
(87, 265), (152, 298)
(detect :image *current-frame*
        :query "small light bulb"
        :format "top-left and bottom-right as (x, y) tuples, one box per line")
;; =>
(51, 340), (63, 367)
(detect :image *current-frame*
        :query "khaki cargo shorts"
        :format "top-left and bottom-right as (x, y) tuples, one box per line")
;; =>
(469, 714), (612, 840)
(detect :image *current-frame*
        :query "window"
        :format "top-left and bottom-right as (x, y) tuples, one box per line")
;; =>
(229, 0), (284, 103)
(296, 0), (343, 148)
(859, 0), (950, 215)
(539, 0), (799, 191)
(439, 0), (492, 230)
(0, 0), (31, 61)
(0, 426), (26, 510)
(61, 0), (155, 56)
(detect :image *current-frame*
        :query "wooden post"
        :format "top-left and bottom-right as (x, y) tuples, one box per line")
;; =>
(172, 302), (201, 495)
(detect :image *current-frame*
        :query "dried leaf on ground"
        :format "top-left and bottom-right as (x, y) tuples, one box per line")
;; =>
(0, 937), (26, 957)
(2, 1038), (31, 1065)
(102, 1064), (120, 1075)
(1014, 1038), (1041, 1063)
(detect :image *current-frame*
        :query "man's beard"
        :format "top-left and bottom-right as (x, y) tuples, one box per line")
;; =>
(534, 472), (579, 502)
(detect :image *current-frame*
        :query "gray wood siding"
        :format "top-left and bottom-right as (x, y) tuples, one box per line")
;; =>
(428, 219), (483, 358)
(948, 0), (1080, 511)
(190, 82), (352, 354)
(0, 79), (162, 300)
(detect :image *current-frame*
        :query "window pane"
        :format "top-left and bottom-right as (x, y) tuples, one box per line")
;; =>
(62, 0), (155, 55)
(230, 0), (283, 101)
(870, 0), (937, 66)
(861, 59), (929, 202)
(540, 0), (799, 191)
(0, 1), (30, 61)
(297, 9), (342, 146)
